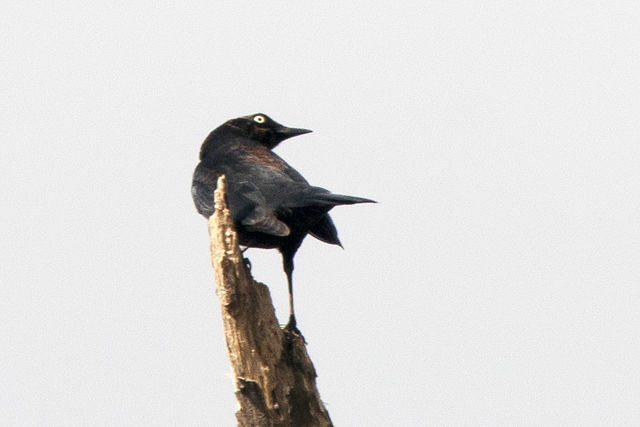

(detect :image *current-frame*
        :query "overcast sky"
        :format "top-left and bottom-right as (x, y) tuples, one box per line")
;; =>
(2, 2), (640, 426)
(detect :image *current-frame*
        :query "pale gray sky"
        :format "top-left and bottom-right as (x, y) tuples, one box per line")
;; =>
(2, 2), (640, 426)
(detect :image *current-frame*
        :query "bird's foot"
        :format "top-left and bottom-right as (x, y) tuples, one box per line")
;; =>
(283, 315), (306, 343)
(242, 257), (252, 272)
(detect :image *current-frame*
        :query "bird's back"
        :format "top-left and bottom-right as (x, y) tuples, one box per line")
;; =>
(193, 135), (309, 210)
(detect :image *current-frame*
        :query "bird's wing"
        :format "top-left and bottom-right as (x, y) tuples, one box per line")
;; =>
(241, 205), (290, 236)
(224, 177), (291, 236)
(191, 165), (218, 217)
(197, 142), (371, 237)
(191, 163), (261, 221)
(194, 162), (291, 237)
(191, 180), (215, 217)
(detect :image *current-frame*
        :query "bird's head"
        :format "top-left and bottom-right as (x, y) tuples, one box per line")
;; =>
(225, 113), (312, 149)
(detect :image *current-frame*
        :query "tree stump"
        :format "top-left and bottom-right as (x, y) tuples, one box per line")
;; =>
(208, 175), (333, 427)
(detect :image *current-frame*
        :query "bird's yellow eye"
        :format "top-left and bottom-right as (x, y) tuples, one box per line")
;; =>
(253, 115), (265, 123)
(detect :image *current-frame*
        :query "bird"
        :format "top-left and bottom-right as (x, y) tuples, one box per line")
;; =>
(191, 113), (375, 332)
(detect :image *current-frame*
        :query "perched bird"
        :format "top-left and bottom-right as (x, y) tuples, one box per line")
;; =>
(192, 113), (374, 331)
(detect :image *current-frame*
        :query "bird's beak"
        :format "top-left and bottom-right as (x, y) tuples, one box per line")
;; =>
(277, 126), (312, 138)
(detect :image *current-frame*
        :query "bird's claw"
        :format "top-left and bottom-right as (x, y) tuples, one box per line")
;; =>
(243, 257), (252, 272)
(283, 316), (306, 343)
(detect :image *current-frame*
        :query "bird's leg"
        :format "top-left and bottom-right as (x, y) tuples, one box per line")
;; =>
(283, 256), (296, 328)
(282, 254), (300, 334)
(280, 240), (306, 343)
(240, 246), (252, 271)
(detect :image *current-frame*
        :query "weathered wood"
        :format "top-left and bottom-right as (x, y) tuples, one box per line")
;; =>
(208, 175), (333, 427)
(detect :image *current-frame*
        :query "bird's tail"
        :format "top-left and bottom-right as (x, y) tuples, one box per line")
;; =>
(283, 186), (376, 208)
(313, 193), (376, 206)
(300, 186), (376, 207)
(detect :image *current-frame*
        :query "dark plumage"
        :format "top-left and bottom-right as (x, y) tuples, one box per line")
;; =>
(191, 113), (374, 331)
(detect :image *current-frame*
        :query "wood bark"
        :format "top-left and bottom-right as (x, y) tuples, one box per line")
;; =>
(208, 175), (333, 427)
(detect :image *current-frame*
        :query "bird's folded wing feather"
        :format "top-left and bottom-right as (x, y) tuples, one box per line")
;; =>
(218, 172), (292, 237)
(191, 178), (215, 217)
(241, 205), (290, 236)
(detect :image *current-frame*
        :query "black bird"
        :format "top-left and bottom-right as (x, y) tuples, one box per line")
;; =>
(192, 113), (374, 331)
